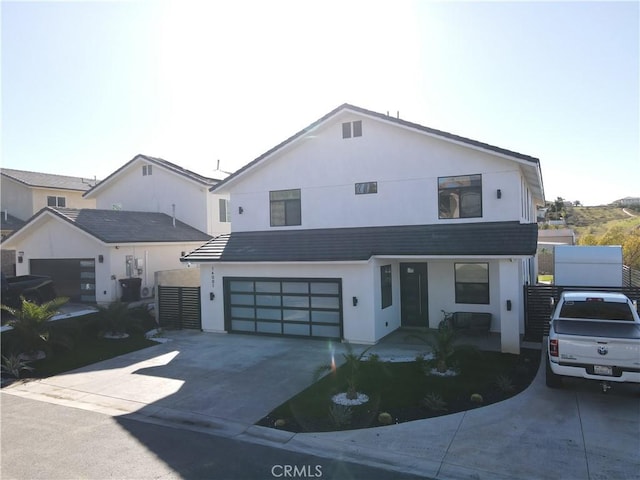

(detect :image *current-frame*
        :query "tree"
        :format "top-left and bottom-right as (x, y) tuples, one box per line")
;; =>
(578, 226), (640, 269)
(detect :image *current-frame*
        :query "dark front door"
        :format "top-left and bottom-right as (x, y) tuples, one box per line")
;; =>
(400, 263), (428, 327)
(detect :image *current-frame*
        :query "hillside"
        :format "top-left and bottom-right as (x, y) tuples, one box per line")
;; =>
(564, 205), (640, 238)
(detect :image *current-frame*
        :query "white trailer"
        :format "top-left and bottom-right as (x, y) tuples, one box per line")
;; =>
(554, 245), (623, 287)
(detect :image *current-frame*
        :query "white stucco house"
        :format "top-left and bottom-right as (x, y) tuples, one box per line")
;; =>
(83, 154), (230, 237)
(2, 155), (230, 304)
(182, 104), (545, 353)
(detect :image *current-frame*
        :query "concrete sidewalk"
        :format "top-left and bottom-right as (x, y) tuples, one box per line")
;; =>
(2, 331), (639, 479)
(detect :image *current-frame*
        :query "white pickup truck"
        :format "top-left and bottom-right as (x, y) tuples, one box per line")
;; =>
(547, 291), (640, 392)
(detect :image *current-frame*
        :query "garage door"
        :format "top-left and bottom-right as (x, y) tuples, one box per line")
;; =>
(30, 258), (96, 303)
(223, 277), (342, 339)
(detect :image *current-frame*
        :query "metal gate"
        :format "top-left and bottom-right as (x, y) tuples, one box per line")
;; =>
(158, 286), (202, 330)
(524, 285), (640, 342)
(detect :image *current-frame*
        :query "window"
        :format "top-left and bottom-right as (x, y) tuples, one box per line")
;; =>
(342, 121), (362, 139)
(143, 165), (152, 176)
(355, 182), (377, 195)
(270, 189), (301, 226)
(342, 122), (352, 139)
(438, 174), (482, 219)
(47, 196), (66, 207)
(455, 263), (489, 304)
(380, 265), (392, 309)
(352, 120), (362, 137)
(219, 198), (230, 222)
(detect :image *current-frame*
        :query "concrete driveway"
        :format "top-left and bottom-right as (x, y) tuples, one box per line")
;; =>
(3, 330), (639, 479)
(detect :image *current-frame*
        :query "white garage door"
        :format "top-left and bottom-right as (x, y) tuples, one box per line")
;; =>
(223, 277), (342, 339)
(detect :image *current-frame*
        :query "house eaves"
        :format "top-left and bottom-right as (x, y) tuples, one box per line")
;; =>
(83, 154), (222, 198)
(1, 168), (97, 192)
(181, 221), (538, 263)
(210, 103), (545, 203)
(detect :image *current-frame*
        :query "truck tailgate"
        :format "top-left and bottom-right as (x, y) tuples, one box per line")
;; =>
(555, 320), (640, 366)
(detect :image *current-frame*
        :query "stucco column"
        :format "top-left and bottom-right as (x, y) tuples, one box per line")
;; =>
(498, 259), (521, 354)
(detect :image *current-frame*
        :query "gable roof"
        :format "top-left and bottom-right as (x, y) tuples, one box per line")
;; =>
(1, 168), (97, 191)
(83, 154), (222, 198)
(3, 208), (211, 245)
(210, 103), (545, 203)
(181, 221), (538, 263)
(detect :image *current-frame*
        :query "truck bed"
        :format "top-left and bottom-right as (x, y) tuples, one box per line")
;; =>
(554, 319), (640, 340)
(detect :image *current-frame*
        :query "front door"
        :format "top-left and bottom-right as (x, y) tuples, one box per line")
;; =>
(400, 263), (428, 327)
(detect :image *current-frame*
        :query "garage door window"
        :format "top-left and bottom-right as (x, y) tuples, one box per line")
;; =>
(224, 277), (342, 339)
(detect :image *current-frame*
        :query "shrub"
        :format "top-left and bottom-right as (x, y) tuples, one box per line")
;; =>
(421, 393), (448, 412)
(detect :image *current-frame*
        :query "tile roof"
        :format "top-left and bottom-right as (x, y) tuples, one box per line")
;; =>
(83, 154), (222, 197)
(211, 103), (543, 194)
(46, 208), (211, 244)
(1, 168), (97, 191)
(182, 221), (538, 263)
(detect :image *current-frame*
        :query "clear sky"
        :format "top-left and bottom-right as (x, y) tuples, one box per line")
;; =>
(1, 0), (638, 206)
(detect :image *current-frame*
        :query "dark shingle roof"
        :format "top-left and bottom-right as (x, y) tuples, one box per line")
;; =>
(1, 168), (97, 191)
(48, 208), (211, 243)
(182, 222), (538, 262)
(84, 154), (221, 198)
(211, 103), (541, 193)
(0, 212), (25, 231)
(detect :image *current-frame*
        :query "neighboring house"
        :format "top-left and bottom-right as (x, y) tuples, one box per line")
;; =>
(182, 103), (545, 354)
(2, 208), (211, 303)
(1, 168), (98, 221)
(83, 154), (230, 237)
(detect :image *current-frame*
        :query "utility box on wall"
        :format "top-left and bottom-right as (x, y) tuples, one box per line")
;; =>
(554, 245), (623, 287)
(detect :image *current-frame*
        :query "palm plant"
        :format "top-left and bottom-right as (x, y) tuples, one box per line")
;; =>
(1, 296), (68, 358)
(314, 343), (378, 400)
(408, 315), (477, 374)
(1, 354), (34, 378)
(97, 301), (133, 336)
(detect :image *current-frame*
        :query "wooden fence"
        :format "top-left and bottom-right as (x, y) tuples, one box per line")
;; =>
(524, 285), (640, 342)
(158, 286), (202, 330)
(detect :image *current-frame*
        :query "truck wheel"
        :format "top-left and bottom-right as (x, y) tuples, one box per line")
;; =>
(546, 358), (563, 388)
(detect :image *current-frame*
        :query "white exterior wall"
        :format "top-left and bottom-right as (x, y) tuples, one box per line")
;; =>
(94, 164), (212, 234)
(199, 262), (379, 344)
(226, 116), (527, 232)
(199, 257), (526, 350)
(1, 179), (34, 220)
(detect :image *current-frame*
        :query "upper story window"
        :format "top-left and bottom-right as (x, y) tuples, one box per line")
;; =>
(270, 189), (301, 226)
(142, 165), (153, 176)
(219, 198), (230, 223)
(438, 174), (482, 219)
(47, 196), (66, 207)
(355, 181), (377, 195)
(342, 120), (362, 139)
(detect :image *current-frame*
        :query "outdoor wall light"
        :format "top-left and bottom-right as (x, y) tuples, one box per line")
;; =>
(506, 299), (512, 311)
(238, 206), (244, 214)
(497, 189), (502, 199)
(17, 251), (24, 263)
(352, 296), (358, 306)
(98, 254), (104, 263)
(210, 292), (215, 301)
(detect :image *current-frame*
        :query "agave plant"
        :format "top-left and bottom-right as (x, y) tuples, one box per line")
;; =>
(1, 296), (68, 358)
(1, 354), (35, 379)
